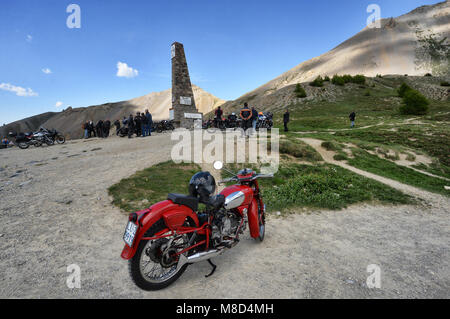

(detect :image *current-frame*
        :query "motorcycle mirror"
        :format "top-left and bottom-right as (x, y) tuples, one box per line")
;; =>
(213, 161), (223, 170)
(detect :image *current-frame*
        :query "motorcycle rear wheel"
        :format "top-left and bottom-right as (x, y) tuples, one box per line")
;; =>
(128, 219), (189, 291)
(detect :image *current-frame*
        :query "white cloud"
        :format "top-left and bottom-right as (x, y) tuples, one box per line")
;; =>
(26, 35), (32, 42)
(116, 61), (139, 78)
(42, 68), (52, 74)
(0, 83), (38, 97)
(55, 101), (64, 108)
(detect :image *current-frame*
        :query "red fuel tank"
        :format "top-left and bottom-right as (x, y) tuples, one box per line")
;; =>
(220, 185), (253, 209)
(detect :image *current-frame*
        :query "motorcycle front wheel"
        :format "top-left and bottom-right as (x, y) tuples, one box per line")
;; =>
(128, 219), (189, 291)
(257, 202), (265, 242)
(56, 135), (66, 144)
(18, 142), (29, 149)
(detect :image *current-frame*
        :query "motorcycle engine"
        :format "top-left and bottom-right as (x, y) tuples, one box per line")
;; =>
(211, 209), (243, 247)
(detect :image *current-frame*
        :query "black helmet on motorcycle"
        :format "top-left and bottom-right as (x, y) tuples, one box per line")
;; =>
(189, 171), (216, 202)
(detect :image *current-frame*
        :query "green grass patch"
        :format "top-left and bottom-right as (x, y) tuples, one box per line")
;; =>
(333, 152), (348, 161)
(108, 161), (201, 212)
(262, 164), (413, 211)
(280, 139), (323, 162)
(348, 149), (450, 196)
(335, 125), (450, 168)
(321, 141), (342, 151)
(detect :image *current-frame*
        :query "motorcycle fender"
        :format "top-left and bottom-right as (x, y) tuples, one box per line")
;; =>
(247, 198), (260, 239)
(121, 200), (199, 260)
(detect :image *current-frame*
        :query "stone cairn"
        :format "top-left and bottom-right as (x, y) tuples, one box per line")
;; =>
(170, 42), (203, 129)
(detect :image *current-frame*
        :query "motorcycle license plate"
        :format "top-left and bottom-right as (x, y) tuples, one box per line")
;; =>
(123, 222), (138, 248)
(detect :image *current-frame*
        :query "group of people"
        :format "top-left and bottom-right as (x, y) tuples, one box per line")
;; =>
(115, 109), (153, 138)
(82, 120), (112, 139)
(215, 103), (355, 133)
(82, 110), (153, 139)
(213, 103), (274, 131)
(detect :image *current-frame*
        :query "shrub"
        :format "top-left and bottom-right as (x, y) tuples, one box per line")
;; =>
(376, 74), (383, 78)
(332, 75), (345, 86)
(324, 75), (330, 82)
(294, 84), (307, 98)
(333, 154), (348, 161)
(310, 75), (324, 87)
(424, 73), (432, 77)
(397, 82), (413, 98)
(400, 90), (429, 115)
(352, 74), (366, 85)
(440, 81), (450, 87)
(321, 141), (342, 151)
(364, 90), (371, 96)
(280, 140), (322, 161)
(342, 74), (353, 83)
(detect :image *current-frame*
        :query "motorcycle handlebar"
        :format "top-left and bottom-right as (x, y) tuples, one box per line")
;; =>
(218, 174), (274, 185)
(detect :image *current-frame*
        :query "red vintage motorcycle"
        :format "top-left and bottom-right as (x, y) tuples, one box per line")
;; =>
(121, 162), (273, 290)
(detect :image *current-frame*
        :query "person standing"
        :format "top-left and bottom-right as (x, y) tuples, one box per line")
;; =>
(103, 120), (111, 138)
(214, 107), (223, 128)
(349, 111), (356, 128)
(88, 120), (96, 138)
(82, 122), (88, 139)
(240, 103), (252, 134)
(145, 109), (153, 136)
(134, 112), (142, 137)
(141, 111), (148, 137)
(283, 109), (290, 132)
(251, 107), (258, 133)
(114, 120), (121, 136)
(96, 120), (104, 138)
(127, 114), (135, 138)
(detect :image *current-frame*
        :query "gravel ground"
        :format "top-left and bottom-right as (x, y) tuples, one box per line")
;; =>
(0, 135), (449, 298)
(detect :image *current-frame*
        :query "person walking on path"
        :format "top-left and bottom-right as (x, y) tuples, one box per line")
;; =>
(283, 109), (290, 132)
(349, 111), (356, 128)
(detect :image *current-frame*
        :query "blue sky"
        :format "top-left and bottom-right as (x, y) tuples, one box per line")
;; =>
(0, 0), (441, 124)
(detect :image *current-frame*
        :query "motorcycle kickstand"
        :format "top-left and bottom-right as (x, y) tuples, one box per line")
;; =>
(205, 259), (217, 278)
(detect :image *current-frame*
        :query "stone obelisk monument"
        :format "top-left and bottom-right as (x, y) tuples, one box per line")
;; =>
(169, 42), (202, 128)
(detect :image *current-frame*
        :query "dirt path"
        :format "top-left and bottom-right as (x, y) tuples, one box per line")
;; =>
(0, 135), (448, 298)
(299, 138), (448, 204)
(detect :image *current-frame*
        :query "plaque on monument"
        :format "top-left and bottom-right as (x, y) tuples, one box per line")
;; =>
(180, 96), (192, 105)
(184, 113), (202, 119)
(171, 44), (175, 59)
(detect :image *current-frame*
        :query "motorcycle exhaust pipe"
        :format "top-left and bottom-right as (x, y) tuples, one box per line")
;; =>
(186, 249), (224, 263)
(176, 249), (225, 271)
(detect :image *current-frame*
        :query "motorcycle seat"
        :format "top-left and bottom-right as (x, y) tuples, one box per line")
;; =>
(167, 193), (199, 212)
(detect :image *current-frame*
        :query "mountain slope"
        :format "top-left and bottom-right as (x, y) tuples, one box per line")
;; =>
(218, 1), (449, 114)
(1, 85), (225, 139)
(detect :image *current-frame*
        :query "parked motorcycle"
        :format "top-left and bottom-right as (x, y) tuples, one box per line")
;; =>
(257, 112), (274, 130)
(121, 161), (273, 290)
(41, 128), (65, 144)
(8, 132), (42, 149)
(117, 126), (130, 137)
(155, 120), (175, 133)
(32, 129), (55, 146)
(202, 119), (213, 129)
